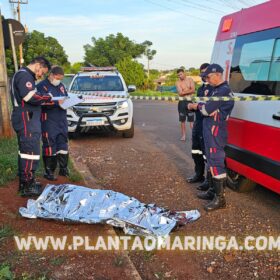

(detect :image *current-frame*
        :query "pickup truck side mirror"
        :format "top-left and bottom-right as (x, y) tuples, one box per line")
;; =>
(128, 85), (136, 93)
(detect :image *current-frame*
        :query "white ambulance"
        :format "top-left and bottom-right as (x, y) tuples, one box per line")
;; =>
(211, 0), (280, 194)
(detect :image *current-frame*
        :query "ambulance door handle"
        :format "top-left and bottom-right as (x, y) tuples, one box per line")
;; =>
(272, 113), (280, 121)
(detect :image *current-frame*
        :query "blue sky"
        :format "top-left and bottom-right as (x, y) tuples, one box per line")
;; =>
(0, 0), (267, 69)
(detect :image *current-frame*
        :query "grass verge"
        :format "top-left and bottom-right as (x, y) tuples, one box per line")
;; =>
(131, 90), (177, 97)
(0, 137), (18, 186)
(0, 137), (82, 186)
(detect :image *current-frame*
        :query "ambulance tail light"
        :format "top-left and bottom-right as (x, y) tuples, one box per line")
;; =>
(222, 18), (233, 32)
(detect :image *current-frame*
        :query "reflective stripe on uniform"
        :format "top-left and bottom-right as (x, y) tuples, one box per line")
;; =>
(19, 152), (40, 160)
(213, 173), (227, 179)
(200, 104), (209, 116)
(56, 150), (68, 155)
(191, 150), (203, 155)
(23, 90), (36, 102)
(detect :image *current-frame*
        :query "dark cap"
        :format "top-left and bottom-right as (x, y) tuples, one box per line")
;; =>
(200, 63), (224, 77)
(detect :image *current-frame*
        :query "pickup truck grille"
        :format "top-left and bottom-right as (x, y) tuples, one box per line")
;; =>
(73, 102), (117, 117)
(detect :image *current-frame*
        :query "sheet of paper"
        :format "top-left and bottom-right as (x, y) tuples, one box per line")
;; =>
(59, 95), (84, 109)
(51, 96), (67, 101)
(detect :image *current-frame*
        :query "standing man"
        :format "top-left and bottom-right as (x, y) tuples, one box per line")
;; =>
(188, 64), (234, 211)
(10, 57), (52, 197)
(176, 68), (195, 141)
(187, 63), (214, 183)
(37, 66), (69, 181)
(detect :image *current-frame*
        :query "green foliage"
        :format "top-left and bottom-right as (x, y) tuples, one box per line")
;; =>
(188, 68), (200, 76)
(0, 137), (18, 186)
(164, 70), (178, 86)
(64, 62), (84, 74)
(26, 32), (69, 66)
(68, 158), (83, 182)
(84, 33), (146, 66)
(5, 49), (18, 77)
(131, 90), (176, 97)
(0, 225), (15, 241)
(0, 137), (81, 186)
(143, 69), (161, 90)
(142, 40), (157, 61)
(22, 31), (69, 68)
(116, 57), (145, 88)
(0, 263), (13, 280)
(6, 30), (70, 76)
(50, 257), (66, 266)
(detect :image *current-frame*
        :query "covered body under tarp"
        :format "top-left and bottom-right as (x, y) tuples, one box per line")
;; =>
(19, 184), (200, 236)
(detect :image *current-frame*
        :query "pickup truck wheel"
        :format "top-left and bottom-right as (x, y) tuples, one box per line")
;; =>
(122, 120), (134, 138)
(226, 169), (256, 193)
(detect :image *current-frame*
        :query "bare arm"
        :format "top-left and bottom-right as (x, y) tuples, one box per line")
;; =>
(176, 81), (183, 96)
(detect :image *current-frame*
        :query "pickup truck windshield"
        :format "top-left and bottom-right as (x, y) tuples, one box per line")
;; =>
(70, 75), (124, 92)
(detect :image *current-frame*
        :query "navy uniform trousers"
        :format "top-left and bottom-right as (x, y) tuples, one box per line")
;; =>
(198, 81), (234, 177)
(10, 67), (51, 183)
(37, 79), (68, 157)
(191, 84), (213, 177)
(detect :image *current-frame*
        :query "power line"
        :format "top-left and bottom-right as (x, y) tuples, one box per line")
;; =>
(143, 0), (217, 24)
(177, 0), (226, 15)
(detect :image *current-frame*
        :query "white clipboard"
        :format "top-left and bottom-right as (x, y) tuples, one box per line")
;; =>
(59, 95), (84, 110)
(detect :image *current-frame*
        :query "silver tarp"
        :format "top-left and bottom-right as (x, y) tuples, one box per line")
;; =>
(19, 184), (200, 236)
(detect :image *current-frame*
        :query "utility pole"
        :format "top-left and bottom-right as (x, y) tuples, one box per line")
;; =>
(9, 0), (28, 67)
(0, 10), (13, 137)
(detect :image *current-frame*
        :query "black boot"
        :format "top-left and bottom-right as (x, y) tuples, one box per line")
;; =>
(197, 185), (215, 200)
(43, 156), (57, 181)
(18, 178), (44, 197)
(187, 155), (205, 183)
(204, 177), (226, 212)
(197, 171), (212, 191)
(57, 154), (70, 176)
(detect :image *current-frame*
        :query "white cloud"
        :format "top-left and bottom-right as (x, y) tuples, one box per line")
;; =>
(35, 11), (178, 32)
(32, 11), (215, 69)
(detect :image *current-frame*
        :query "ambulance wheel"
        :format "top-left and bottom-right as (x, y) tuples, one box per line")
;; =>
(68, 131), (79, 139)
(226, 169), (256, 193)
(122, 120), (134, 138)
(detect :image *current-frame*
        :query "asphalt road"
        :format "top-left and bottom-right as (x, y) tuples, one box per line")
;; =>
(133, 100), (195, 178)
(68, 100), (279, 279)
(133, 100), (280, 208)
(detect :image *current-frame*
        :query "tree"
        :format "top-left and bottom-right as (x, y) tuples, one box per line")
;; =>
(84, 33), (146, 66)
(142, 40), (157, 78)
(116, 57), (145, 88)
(22, 30), (69, 69)
(6, 30), (70, 76)
(64, 62), (84, 74)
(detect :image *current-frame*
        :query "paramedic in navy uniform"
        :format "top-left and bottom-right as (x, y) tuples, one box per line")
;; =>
(187, 63), (214, 184)
(37, 66), (69, 181)
(10, 57), (52, 197)
(188, 64), (234, 211)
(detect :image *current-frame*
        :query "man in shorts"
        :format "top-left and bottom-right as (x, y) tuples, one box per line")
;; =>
(176, 68), (195, 141)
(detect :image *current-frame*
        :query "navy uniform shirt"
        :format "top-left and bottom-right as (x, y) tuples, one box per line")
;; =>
(37, 79), (68, 118)
(11, 67), (51, 111)
(198, 81), (234, 120)
(195, 83), (214, 123)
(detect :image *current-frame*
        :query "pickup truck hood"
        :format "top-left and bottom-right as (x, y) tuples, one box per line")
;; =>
(68, 91), (128, 104)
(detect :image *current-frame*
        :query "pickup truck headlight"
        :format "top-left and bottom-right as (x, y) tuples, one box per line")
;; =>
(117, 100), (128, 109)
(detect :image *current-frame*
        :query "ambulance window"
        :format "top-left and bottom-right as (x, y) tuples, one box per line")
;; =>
(239, 39), (274, 81)
(230, 27), (280, 96)
(269, 39), (280, 81)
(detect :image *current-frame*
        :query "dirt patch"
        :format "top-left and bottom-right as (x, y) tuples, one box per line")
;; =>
(0, 176), (140, 279)
(70, 129), (280, 280)
(0, 127), (279, 279)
